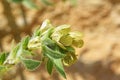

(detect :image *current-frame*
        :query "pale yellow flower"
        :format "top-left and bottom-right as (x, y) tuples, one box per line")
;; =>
(51, 25), (71, 49)
(62, 52), (77, 66)
(69, 31), (84, 48)
(59, 35), (73, 46)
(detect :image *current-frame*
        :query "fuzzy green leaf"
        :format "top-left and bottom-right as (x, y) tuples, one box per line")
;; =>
(4, 44), (20, 64)
(33, 27), (41, 37)
(42, 37), (65, 59)
(21, 36), (30, 49)
(20, 57), (41, 71)
(42, 45), (65, 59)
(46, 59), (53, 75)
(0, 52), (7, 65)
(54, 59), (66, 79)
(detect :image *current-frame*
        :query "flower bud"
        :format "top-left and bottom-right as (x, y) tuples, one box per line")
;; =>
(28, 36), (41, 50)
(40, 19), (53, 33)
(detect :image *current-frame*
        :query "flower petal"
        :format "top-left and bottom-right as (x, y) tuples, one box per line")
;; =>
(73, 39), (84, 48)
(69, 31), (83, 40)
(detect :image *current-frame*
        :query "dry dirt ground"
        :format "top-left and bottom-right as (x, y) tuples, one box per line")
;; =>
(0, 0), (120, 80)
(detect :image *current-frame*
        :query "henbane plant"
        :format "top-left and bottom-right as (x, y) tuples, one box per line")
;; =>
(0, 19), (84, 79)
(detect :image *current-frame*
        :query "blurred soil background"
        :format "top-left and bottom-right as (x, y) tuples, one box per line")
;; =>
(0, 0), (120, 80)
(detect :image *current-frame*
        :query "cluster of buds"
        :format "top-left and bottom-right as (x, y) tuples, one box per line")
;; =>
(28, 19), (84, 66)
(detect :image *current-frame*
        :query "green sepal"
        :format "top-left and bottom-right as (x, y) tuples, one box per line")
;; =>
(46, 59), (53, 75)
(20, 57), (41, 71)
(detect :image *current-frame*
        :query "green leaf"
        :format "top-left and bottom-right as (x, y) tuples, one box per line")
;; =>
(42, 37), (56, 50)
(20, 57), (41, 71)
(11, 44), (20, 58)
(46, 59), (53, 75)
(4, 44), (20, 64)
(21, 36), (30, 49)
(42, 45), (65, 59)
(41, 0), (54, 6)
(0, 52), (7, 65)
(5, 36), (30, 65)
(41, 37), (65, 59)
(54, 59), (66, 79)
(22, 0), (38, 9)
(33, 27), (41, 37)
